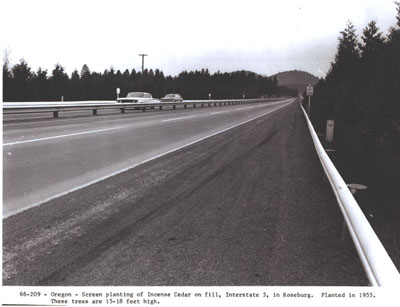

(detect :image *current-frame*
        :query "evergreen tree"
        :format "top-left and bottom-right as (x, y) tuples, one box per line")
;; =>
(357, 21), (386, 129)
(382, 1), (400, 149)
(32, 68), (49, 101)
(69, 69), (84, 100)
(50, 64), (69, 100)
(360, 21), (385, 58)
(3, 49), (13, 101)
(334, 22), (360, 68)
(3, 60), (292, 100)
(80, 64), (91, 99)
(311, 5), (400, 204)
(326, 21), (361, 122)
(11, 59), (33, 101)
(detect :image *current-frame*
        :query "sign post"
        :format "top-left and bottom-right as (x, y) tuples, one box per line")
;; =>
(116, 88), (120, 100)
(325, 119), (335, 144)
(306, 84), (313, 116)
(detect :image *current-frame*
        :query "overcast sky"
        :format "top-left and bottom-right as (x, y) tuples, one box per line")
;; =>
(1, 0), (398, 78)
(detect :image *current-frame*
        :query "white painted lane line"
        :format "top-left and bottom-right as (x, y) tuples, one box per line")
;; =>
(3, 125), (129, 146)
(162, 115), (196, 122)
(210, 111), (228, 115)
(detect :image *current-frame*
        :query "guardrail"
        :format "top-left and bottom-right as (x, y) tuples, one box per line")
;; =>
(300, 103), (400, 286)
(2, 98), (285, 119)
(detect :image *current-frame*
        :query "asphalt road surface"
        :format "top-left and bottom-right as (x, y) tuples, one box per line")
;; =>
(3, 99), (290, 217)
(3, 100), (368, 285)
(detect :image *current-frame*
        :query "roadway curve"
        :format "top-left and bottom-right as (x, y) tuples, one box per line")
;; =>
(3, 100), (367, 285)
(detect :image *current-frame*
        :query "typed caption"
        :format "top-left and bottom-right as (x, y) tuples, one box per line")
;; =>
(2, 286), (396, 307)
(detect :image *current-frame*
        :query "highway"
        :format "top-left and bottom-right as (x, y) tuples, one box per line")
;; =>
(3, 99), (368, 285)
(3, 99), (289, 217)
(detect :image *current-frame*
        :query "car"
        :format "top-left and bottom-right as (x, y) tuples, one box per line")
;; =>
(161, 93), (183, 102)
(116, 92), (159, 103)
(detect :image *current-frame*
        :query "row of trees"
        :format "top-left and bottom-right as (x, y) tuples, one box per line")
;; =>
(3, 59), (297, 101)
(311, 3), (400, 203)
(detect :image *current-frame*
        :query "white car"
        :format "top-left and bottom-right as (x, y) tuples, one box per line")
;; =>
(161, 93), (183, 102)
(116, 92), (159, 103)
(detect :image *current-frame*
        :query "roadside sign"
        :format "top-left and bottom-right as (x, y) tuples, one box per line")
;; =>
(306, 84), (313, 96)
(326, 120), (335, 143)
(116, 88), (120, 99)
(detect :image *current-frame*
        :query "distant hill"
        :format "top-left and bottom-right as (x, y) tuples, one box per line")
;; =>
(271, 70), (319, 94)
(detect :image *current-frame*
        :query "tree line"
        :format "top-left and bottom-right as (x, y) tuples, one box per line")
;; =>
(310, 2), (400, 203)
(2, 59), (297, 102)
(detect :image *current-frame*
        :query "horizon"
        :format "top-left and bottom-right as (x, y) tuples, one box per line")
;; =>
(3, 55), (321, 79)
(1, 0), (398, 79)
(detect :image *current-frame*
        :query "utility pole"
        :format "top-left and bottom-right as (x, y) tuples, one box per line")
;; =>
(138, 54), (148, 74)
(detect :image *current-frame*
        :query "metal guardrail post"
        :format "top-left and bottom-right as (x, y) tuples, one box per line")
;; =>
(300, 102), (400, 286)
